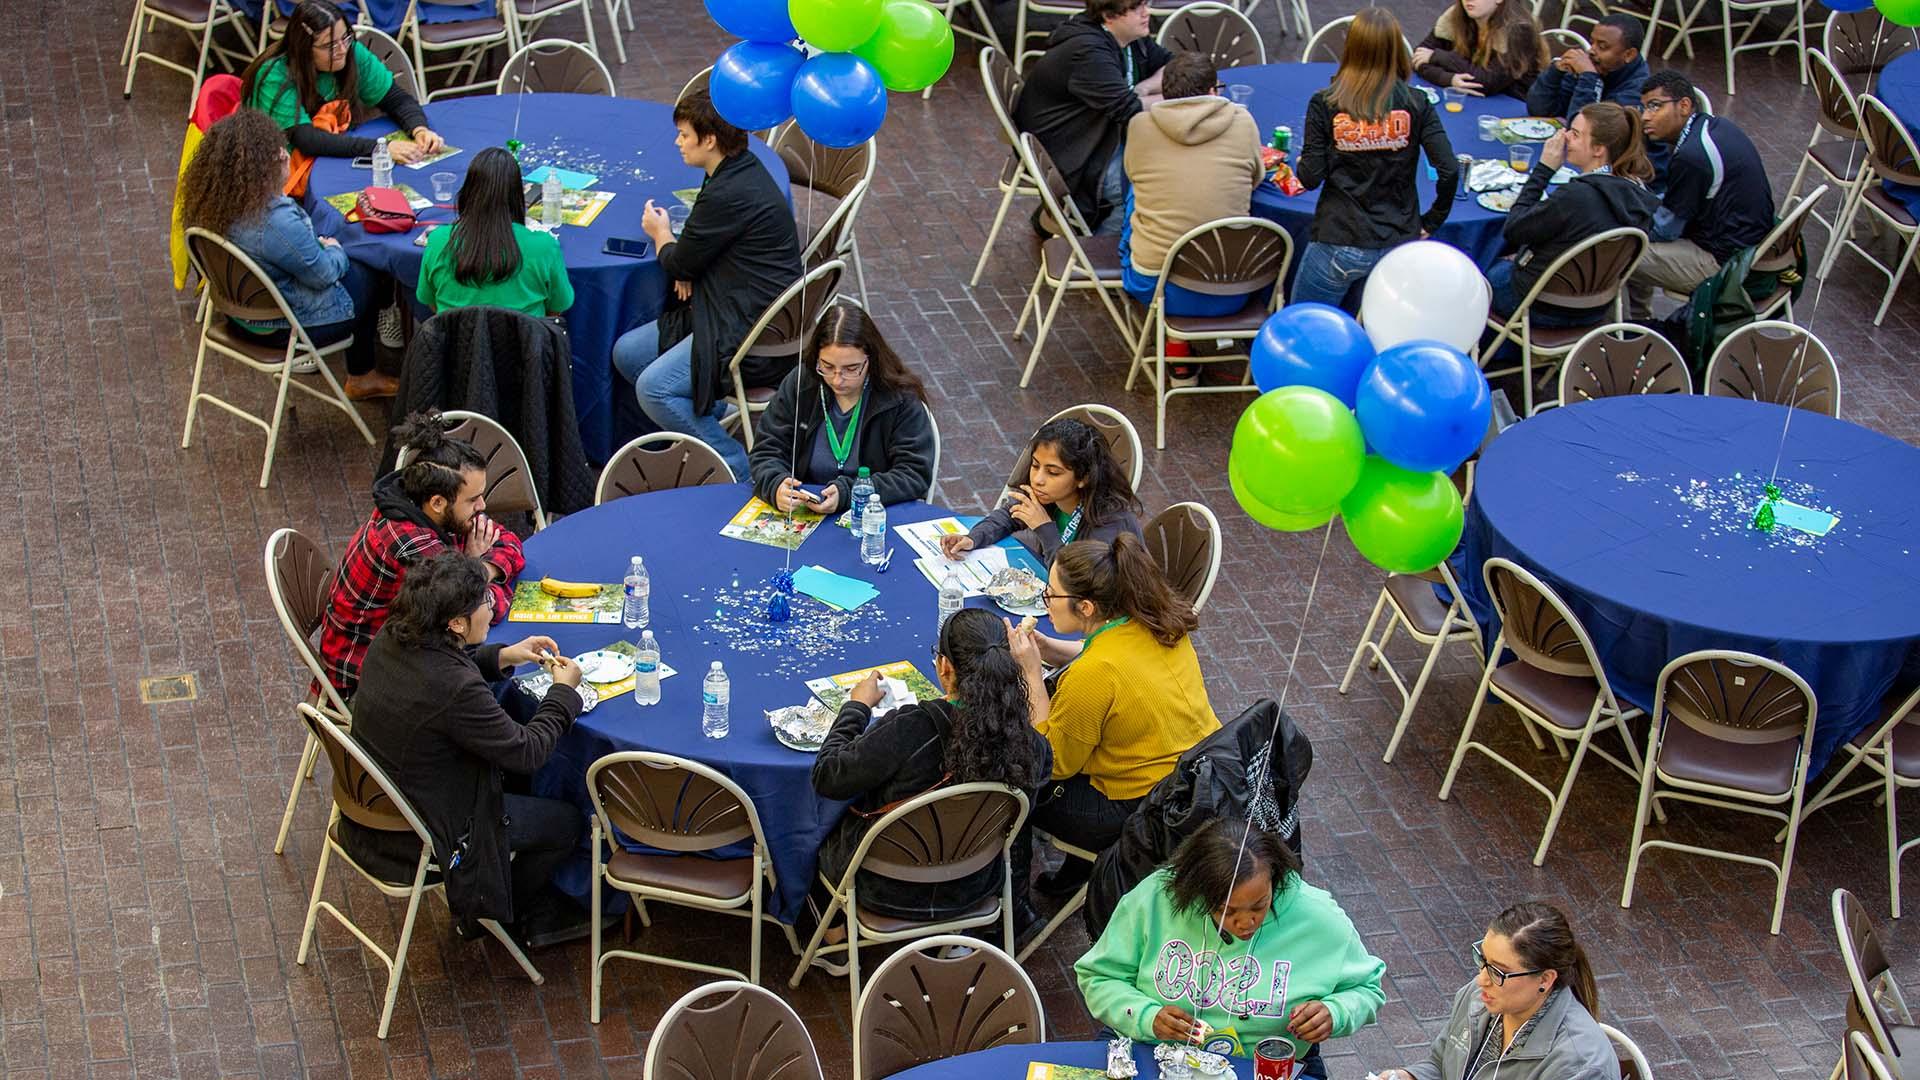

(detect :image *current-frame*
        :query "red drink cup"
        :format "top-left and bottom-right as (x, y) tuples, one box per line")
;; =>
(1253, 1038), (1296, 1080)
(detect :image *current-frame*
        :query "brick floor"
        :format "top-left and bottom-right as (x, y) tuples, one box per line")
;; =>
(7, 0), (1919, 1075)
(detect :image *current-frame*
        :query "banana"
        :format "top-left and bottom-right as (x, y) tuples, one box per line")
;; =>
(539, 577), (601, 598)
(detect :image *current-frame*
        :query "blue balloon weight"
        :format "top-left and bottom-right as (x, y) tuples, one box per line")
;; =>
(1249, 302), (1377, 404)
(1354, 339), (1492, 475)
(710, 41), (806, 131)
(791, 53), (887, 149)
(704, 0), (798, 41)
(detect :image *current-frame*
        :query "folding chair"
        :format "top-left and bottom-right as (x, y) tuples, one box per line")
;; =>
(1747, 186), (1828, 323)
(1702, 319), (1841, 416)
(403, 0), (515, 102)
(1599, 1023), (1654, 1080)
(596, 433), (735, 504)
(1824, 8), (1915, 79)
(644, 980), (825, 1080)
(1824, 95), (1920, 324)
(123, 0), (255, 116)
(773, 122), (876, 305)
(998, 405), (1145, 508)
(1341, 561), (1483, 763)
(1156, 2), (1266, 67)
(496, 37), (612, 95)
(1833, 889), (1920, 1079)
(852, 935), (1044, 1079)
(725, 260), (846, 451)
(1786, 52), (1865, 250)
(1546, 322), (1691, 412)
(395, 409), (549, 530)
(1800, 686), (1920, 917)
(1013, 133), (1138, 388)
(503, 0), (600, 66)
(925, 0), (1005, 97)
(970, 46), (1041, 288)
(1476, 226), (1648, 416)
(265, 528), (353, 856)
(1143, 501), (1222, 612)
(357, 23), (421, 101)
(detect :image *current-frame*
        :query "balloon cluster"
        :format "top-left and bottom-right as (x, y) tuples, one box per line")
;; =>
(1876, 0), (1920, 26)
(703, 0), (954, 148)
(1230, 241), (1494, 574)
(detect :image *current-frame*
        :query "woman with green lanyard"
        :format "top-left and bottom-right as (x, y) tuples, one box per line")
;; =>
(749, 300), (936, 513)
(939, 417), (1143, 568)
(1008, 533), (1220, 898)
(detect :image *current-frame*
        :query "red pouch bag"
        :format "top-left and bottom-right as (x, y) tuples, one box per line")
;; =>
(349, 186), (417, 233)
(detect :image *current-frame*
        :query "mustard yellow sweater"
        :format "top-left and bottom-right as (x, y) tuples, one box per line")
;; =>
(1039, 619), (1220, 800)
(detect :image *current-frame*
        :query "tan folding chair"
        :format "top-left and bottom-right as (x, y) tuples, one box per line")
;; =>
(1824, 95), (1920, 324)
(998, 404), (1145, 505)
(676, 65), (712, 108)
(1124, 216), (1292, 448)
(922, 402), (943, 501)
(1834, 890), (1920, 1078)
(357, 24), (422, 101)
(1800, 686), (1920, 917)
(1548, 322), (1692, 412)
(1702, 319), (1841, 416)
(1143, 502), (1222, 612)
(853, 935), (1045, 1079)
(1014, 831), (1097, 963)
(970, 47), (1042, 288)
(1302, 15), (1414, 62)
(1440, 558), (1647, 865)
(924, 0), (1004, 97)
(179, 227), (376, 488)
(1850, 1030), (1904, 1080)
(394, 409), (549, 529)
(265, 528), (354, 856)
(1748, 185), (1828, 322)
(1156, 3), (1266, 67)
(1013, 0), (1085, 65)
(1341, 561), (1484, 764)
(1599, 1024), (1653, 1079)
(1477, 226), (1648, 416)
(1562, 0), (1677, 58)
(1786, 52), (1864, 249)
(1013, 133), (1137, 388)
(402, 0), (515, 102)
(293, 704), (542, 1039)
(1659, 0), (1806, 93)
(596, 433), (735, 504)
(123, 0), (254, 115)
(1825, 9), (1916, 78)
(773, 123), (877, 305)
(496, 37), (612, 95)
(585, 752), (790, 1019)
(502, 0), (600, 66)
(789, 783), (1029, 1014)
(644, 980), (825, 1080)
(725, 260), (846, 451)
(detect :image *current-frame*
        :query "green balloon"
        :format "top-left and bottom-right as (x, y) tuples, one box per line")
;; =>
(1339, 456), (1465, 574)
(1229, 457), (1336, 532)
(1230, 386), (1366, 514)
(1878, 0), (1920, 27)
(853, 0), (954, 92)
(790, 0), (884, 52)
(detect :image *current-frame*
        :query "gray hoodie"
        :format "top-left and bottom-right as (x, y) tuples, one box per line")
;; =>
(1406, 982), (1618, 1080)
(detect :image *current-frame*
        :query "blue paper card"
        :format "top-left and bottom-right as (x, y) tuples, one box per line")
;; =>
(792, 565), (879, 611)
(1771, 499), (1838, 536)
(524, 165), (598, 190)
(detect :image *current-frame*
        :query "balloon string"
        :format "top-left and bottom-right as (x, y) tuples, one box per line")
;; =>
(782, 134), (818, 574)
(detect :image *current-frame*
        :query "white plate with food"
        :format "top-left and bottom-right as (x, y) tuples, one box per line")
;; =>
(574, 649), (635, 684)
(1477, 188), (1519, 213)
(984, 567), (1048, 617)
(1417, 85), (1440, 103)
(768, 702), (834, 752)
(1503, 117), (1557, 140)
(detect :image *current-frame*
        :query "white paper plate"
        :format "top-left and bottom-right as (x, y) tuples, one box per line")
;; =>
(1504, 117), (1557, 140)
(1477, 189), (1518, 213)
(575, 649), (635, 684)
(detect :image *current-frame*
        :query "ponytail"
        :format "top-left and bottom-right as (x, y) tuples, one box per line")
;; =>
(1054, 533), (1199, 646)
(937, 609), (1045, 789)
(392, 411), (487, 506)
(1491, 901), (1599, 1016)
(1579, 102), (1655, 185)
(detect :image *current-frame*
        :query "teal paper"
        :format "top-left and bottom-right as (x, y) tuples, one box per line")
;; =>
(791, 565), (880, 610)
(1771, 499), (1837, 536)
(524, 165), (598, 190)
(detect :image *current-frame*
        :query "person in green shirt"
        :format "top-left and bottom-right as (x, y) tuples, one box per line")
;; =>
(239, 0), (443, 163)
(416, 148), (574, 318)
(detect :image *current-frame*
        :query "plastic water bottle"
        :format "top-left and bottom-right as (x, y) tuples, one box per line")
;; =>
(850, 467), (874, 531)
(622, 555), (650, 629)
(634, 630), (661, 706)
(861, 494), (886, 565)
(938, 565), (965, 631)
(542, 171), (564, 228)
(702, 661), (730, 738)
(371, 140), (393, 189)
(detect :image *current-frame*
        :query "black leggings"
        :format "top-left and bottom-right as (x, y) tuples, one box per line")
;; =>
(1014, 774), (1144, 883)
(502, 794), (583, 923)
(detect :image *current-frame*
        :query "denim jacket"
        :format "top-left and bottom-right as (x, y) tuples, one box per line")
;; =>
(223, 196), (353, 329)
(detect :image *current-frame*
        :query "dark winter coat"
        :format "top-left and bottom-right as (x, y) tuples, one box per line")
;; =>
(1013, 14), (1172, 227)
(748, 371), (935, 511)
(1297, 83), (1459, 248)
(1502, 165), (1659, 317)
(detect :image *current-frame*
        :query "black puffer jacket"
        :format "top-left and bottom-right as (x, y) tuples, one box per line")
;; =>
(748, 371), (935, 511)
(1501, 164), (1659, 318)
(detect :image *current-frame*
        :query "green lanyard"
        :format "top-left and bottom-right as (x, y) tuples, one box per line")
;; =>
(1053, 505), (1084, 544)
(1081, 615), (1129, 650)
(819, 386), (866, 467)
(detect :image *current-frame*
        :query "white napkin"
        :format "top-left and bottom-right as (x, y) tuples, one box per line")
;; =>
(1468, 160), (1527, 192)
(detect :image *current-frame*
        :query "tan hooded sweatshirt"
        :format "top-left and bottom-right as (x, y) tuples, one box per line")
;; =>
(1122, 94), (1264, 277)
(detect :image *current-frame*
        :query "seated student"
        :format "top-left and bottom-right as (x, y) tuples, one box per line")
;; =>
(749, 301), (934, 513)
(939, 417), (1144, 569)
(1014, 0), (1173, 235)
(1076, 819), (1386, 1071)
(610, 88), (801, 482)
(1413, 0), (1550, 99)
(240, 0), (442, 168)
(1526, 14), (1650, 121)
(417, 148), (574, 318)
(339, 553), (588, 943)
(1487, 102), (1659, 326)
(809, 609), (1053, 948)
(178, 107), (397, 400)
(1381, 902), (1615, 1080)
(1628, 71), (1773, 319)
(1009, 534), (1220, 896)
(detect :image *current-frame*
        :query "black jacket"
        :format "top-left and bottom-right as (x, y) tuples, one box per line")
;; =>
(1297, 83), (1459, 247)
(1525, 55), (1648, 121)
(653, 151), (802, 417)
(385, 305), (595, 514)
(340, 634), (580, 922)
(748, 371), (935, 510)
(1415, 21), (1544, 99)
(965, 502), (1143, 568)
(1013, 14), (1172, 228)
(1657, 113), (1774, 262)
(1502, 165), (1659, 313)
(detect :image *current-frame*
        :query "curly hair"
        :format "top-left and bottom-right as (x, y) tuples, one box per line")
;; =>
(937, 608), (1045, 789)
(179, 109), (287, 237)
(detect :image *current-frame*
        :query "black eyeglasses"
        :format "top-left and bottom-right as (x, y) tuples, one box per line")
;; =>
(1472, 942), (1545, 986)
(1640, 97), (1680, 111)
(1039, 590), (1081, 605)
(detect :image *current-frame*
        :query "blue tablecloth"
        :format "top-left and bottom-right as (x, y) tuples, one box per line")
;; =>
(1869, 53), (1920, 218)
(890, 1040), (1196, 1078)
(495, 483), (1050, 923)
(1457, 395), (1920, 775)
(1226, 63), (1533, 270)
(306, 94), (790, 464)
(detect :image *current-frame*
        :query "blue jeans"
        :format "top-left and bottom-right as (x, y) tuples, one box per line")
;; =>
(610, 320), (751, 480)
(1290, 242), (1389, 312)
(1094, 150), (1128, 237)
(1119, 188), (1262, 317)
(1486, 258), (1600, 329)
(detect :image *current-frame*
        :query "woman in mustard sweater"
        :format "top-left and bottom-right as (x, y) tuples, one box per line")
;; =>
(1010, 532), (1219, 897)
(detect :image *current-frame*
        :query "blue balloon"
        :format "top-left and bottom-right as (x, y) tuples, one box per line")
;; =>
(703, 0), (797, 42)
(791, 53), (887, 149)
(1354, 340), (1492, 475)
(1827, 0), (1874, 11)
(1249, 302), (1377, 404)
(710, 41), (806, 131)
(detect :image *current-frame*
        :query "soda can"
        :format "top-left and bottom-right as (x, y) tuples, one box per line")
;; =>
(1276, 125), (1293, 153)
(1455, 153), (1474, 199)
(1253, 1038), (1296, 1080)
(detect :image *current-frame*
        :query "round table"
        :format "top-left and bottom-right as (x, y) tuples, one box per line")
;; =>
(889, 1040), (1190, 1078)
(306, 93), (791, 464)
(497, 482), (1048, 923)
(1457, 395), (1920, 775)
(1876, 52), (1920, 133)
(1228, 63), (1533, 270)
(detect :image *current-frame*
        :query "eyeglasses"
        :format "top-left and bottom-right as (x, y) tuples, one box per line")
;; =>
(1039, 590), (1081, 605)
(1471, 941), (1545, 986)
(313, 32), (352, 54)
(815, 359), (868, 383)
(1640, 97), (1680, 111)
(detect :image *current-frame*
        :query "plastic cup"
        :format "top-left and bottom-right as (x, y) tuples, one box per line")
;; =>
(1444, 88), (1466, 112)
(1509, 143), (1535, 172)
(1229, 83), (1253, 107)
(1478, 114), (1501, 142)
(667, 205), (691, 234)
(430, 171), (457, 202)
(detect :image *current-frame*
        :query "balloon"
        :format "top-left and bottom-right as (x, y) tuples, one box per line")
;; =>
(852, 0), (954, 92)
(790, 0), (883, 50)
(1355, 339), (1493, 474)
(704, 0), (797, 42)
(1831, 0), (1874, 10)
(1877, 0), (1920, 22)
(791, 53), (888, 148)
(710, 40), (807, 131)
(1358, 240), (1492, 354)
(1249, 302), (1377, 404)
(1340, 456), (1466, 574)
(1229, 457), (1336, 532)
(1229, 387), (1366, 514)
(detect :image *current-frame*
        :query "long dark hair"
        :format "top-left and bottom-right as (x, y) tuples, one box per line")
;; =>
(936, 609), (1045, 789)
(384, 552), (490, 647)
(392, 412), (488, 505)
(449, 148), (526, 286)
(180, 109), (286, 235)
(803, 301), (929, 404)
(1435, 0), (1549, 81)
(1026, 417), (1141, 530)
(1328, 7), (1411, 120)
(1055, 533), (1199, 646)
(1166, 818), (1302, 917)
(1490, 901), (1599, 1015)
(1578, 102), (1655, 184)
(241, 0), (364, 124)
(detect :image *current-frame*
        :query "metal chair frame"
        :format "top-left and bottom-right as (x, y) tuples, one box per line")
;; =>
(595, 432), (736, 505)
(1745, 185), (1829, 323)
(1014, 832), (1098, 963)
(643, 980), (825, 1080)
(356, 23), (422, 101)
(851, 934), (1045, 1079)
(502, 0), (600, 67)
(970, 46), (1043, 288)
(1599, 1023), (1654, 1079)
(1301, 15), (1413, 62)
(265, 528), (354, 856)
(1476, 226), (1649, 416)
(1702, 318), (1842, 416)
(1341, 561), (1485, 764)
(1013, 133), (1139, 389)
(403, 0), (518, 102)
(123, 0), (255, 116)
(1824, 94), (1920, 324)
(1545, 321), (1692, 412)
(1785, 52), (1866, 256)
(1801, 686), (1920, 917)
(1144, 501), (1224, 612)
(1155, 2), (1267, 67)
(496, 37), (613, 95)
(773, 122), (877, 306)
(726, 259), (846, 452)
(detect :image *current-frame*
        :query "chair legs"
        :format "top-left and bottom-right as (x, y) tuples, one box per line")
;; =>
(969, 171), (1024, 287)
(273, 729), (321, 856)
(1339, 588), (1463, 764)
(602, 0), (629, 63)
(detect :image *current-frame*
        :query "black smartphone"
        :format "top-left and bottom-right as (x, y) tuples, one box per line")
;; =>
(798, 484), (831, 506)
(602, 236), (652, 259)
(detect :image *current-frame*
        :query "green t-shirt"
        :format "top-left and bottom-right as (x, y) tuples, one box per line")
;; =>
(247, 43), (394, 129)
(416, 223), (575, 317)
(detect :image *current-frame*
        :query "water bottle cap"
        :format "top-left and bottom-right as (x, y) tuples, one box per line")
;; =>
(641, 630), (654, 641)
(631, 554), (644, 566)
(709, 660), (723, 671)
(867, 494), (881, 508)
(857, 467), (871, 477)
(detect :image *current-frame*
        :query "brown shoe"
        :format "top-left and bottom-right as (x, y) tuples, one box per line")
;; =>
(345, 372), (399, 400)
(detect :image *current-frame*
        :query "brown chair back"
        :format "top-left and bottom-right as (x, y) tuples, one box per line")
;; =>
(1809, 49), (1865, 140)
(1825, 9), (1915, 75)
(268, 528), (334, 644)
(775, 124), (873, 201)
(1751, 186), (1827, 280)
(1302, 14), (1353, 62)
(856, 937), (1044, 1079)
(1860, 94), (1920, 186)
(646, 981), (824, 1080)
(1657, 651), (1814, 747)
(1532, 227), (1646, 311)
(1836, 887), (1915, 1062)
(676, 65), (712, 108)
(499, 39), (613, 95)
(1560, 323), (1691, 403)
(1143, 502), (1220, 612)
(184, 228), (294, 325)
(1164, 217), (1292, 297)
(405, 411), (545, 521)
(858, 784), (1026, 885)
(1019, 133), (1084, 237)
(1484, 559), (1594, 678)
(741, 262), (846, 364)
(297, 704), (414, 836)
(587, 753), (755, 854)
(980, 46), (1023, 145)
(1159, 3), (1264, 68)
(1001, 405), (1143, 495)
(596, 434), (734, 504)
(1703, 320), (1841, 416)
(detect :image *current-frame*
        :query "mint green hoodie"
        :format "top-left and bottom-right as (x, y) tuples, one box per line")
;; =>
(1075, 869), (1387, 1058)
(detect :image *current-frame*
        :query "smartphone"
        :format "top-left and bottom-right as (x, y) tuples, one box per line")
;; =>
(797, 484), (831, 506)
(351, 156), (373, 168)
(603, 236), (652, 259)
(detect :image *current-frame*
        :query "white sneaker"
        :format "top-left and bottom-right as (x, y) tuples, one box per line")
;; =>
(1167, 364), (1201, 389)
(809, 952), (849, 977)
(289, 355), (320, 374)
(377, 306), (405, 349)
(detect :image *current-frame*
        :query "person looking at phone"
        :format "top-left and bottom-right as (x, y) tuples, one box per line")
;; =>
(416, 148), (573, 317)
(241, 0), (443, 167)
(749, 301), (935, 514)
(940, 417), (1143, 568)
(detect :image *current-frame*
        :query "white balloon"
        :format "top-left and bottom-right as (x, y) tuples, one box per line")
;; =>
(1358, 240), (1492, 355)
